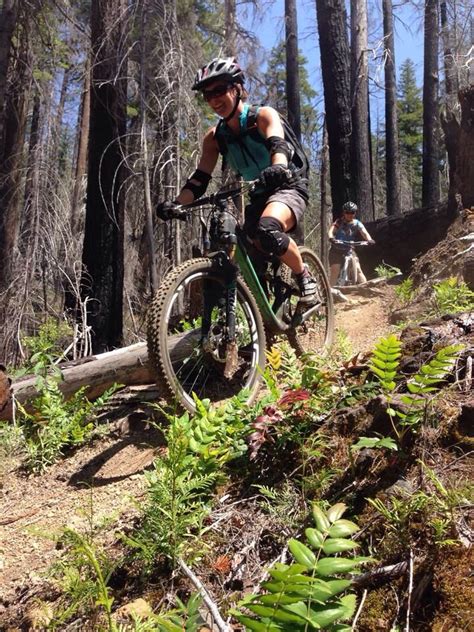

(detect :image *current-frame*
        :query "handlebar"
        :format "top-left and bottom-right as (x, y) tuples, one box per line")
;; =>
(331, 239), (374, 246)
(173, 180), (259, 216)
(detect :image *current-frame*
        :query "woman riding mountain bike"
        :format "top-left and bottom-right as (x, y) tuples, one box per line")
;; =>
(156, 56), (318, 306)
(328, 201), (375, 286)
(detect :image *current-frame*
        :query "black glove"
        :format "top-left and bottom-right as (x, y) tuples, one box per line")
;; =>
(156, 200), (181, 221)
(259, 164), (292, 192)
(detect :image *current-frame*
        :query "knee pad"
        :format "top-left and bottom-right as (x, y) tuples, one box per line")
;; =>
(255, 216), (290, 256)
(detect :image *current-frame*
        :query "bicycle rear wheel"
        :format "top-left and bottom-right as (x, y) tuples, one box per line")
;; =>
(284, 247), (334, 355)
(147, 258), (266, 413)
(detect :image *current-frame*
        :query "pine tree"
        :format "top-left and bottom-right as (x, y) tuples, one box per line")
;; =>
(398, 59), (423, 208)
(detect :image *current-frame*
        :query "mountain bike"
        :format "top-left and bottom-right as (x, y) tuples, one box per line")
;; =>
(147, 183), (334, 413)
(333, 240), (371, 287)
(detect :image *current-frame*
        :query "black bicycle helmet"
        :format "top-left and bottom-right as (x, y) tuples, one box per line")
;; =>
(192, 57), (245, 91)
(342, 201), (358, 213)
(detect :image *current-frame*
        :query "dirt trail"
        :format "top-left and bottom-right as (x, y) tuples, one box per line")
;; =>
(333, 282), (395, 354)
(0, 282), (395, 623)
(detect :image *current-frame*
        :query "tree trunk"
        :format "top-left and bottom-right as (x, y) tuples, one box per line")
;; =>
(81, 0), (128, 352)
(457, 86), (474, 210)
(315, 0), (353, 219)
(285, 0), (302, 141)
(0, 24), (31, 293)
(422, 0), (440, 208)
(285, 0), (304, 244)
(0, 0), (19, 149)
(320, 119), (330, 269)
(440, 0), (459, 212)
(350, 0), (374, 221)
(4, 330), (203, 421)
(71, 56), (91, 235)
(224, 0), (237, 56)
(382, 0), (401, 216)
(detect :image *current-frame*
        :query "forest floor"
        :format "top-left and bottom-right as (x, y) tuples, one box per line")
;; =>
(1, 210), (473, 630)
(0, 283), (395, 627)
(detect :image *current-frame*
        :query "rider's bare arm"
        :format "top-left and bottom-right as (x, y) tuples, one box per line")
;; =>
(175, 128), (220, 204)
(256, 107), (288, 167)
(359, 224), (374, 242)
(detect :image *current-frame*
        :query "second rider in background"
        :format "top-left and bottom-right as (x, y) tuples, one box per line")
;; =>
(156, 57), (317, 306)
(328, 201), (375, 286)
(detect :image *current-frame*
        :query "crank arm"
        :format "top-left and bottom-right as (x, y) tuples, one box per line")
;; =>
(291, 302), (322, 326)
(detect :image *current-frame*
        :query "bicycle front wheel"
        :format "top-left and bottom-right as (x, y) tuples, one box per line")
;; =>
(147, 258), (266, 413)
(286, 247), (334, 355)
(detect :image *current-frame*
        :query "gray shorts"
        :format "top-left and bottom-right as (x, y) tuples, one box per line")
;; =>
(244, 188), (307, 237)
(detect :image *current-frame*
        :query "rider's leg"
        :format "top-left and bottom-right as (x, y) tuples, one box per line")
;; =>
(328, 248), (342, 286)
(257, 201), (317, 304)
(329, 263), (341, 286)
(355, 262), (367, 284)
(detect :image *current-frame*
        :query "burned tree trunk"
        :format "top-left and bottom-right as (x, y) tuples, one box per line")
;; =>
(315, 0), (353, 218)
(422, 0), (440, 208)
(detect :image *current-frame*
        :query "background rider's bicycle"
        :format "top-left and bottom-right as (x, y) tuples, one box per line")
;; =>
(333, 240), (371, 287)
(147, 183), (334, 412)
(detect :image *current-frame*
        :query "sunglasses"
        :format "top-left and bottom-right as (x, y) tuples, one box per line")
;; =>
(344, 210), (356, 214)
(202, 84), (231, 102)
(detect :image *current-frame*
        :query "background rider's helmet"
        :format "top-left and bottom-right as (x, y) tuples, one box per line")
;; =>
(342, 201), (358, 213)
(192, 57), (245, 91)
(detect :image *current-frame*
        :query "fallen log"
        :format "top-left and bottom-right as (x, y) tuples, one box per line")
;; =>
(3, 330), (202, 421)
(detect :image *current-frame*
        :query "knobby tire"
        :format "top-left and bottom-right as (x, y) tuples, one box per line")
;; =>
(147, 258), (266, 413)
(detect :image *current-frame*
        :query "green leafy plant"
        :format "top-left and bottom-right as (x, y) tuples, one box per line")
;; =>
(369, 335), (463, 444)
(374, 262), (401, 279)
(128, 395), (248, 567)
(18, 318), (74, 378)
(16, 381), (119, 473)
(47, 495), (120, 631)
(351, 435), (398, 452)
(395, 278), (415, 304)
(116, 593), (204, 631)
(233, 502), (371, 631)
(433, 277), (474, 315)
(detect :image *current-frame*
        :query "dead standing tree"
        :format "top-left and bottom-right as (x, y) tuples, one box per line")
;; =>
(350, 0), (374, 221)
(80, 0), (129, 353)
(382, 0), (401, 216)
(315, 0), (354, 219)
(421, 0), (440, 208)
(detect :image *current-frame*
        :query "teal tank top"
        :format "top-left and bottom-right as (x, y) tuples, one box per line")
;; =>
(214, 104), (271, 181)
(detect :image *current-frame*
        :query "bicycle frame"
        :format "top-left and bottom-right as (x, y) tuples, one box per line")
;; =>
(334, 240), (369, 286)
(179, 185), (320, 342)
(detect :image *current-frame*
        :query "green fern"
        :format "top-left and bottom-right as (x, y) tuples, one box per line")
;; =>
(233, 503), (371, 631)
(369, 334), (402, 392)
(368, 335), (463, 443)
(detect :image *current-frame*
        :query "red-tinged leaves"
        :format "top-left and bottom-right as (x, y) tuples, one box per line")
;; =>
(248, 405), (284, 460)
(278, 388), (311, 408)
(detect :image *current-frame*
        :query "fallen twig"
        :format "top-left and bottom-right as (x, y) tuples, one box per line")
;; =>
(351, 588), (367, 630)
(351, 560), (408, 589)
(405, 549), (414, 631)
(178, 558), (231, 632)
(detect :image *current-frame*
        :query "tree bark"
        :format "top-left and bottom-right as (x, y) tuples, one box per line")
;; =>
(315, 0), (353, 219)
(285, 0), (302, 141)
(224, 0), (237, 57)
(350, 0), (374, 221)
(4, 329), (203, 420)
(0, 0), (19, 148)
(320, 119), (330, 269)
(81, 0), (128, 352)
(382, 0), (401, 216)
(422, 0), (440, 208)
(0, 22), (31, 292)
(71, 55), (91, 234)
(285, 0), (304, 244)
(457, 86), (474, 210)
